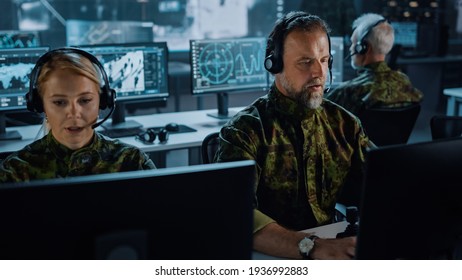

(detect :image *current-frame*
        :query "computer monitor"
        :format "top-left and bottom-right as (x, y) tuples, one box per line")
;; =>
(0, 47), (49, 140)
(190, 37), (268, 119)
(0, 160), (255, 260)
(356, 138), (462, 259)
(329, 36), (344, 87)
(66, 20), (154, 46)
(80, 43), (169, 132)
(390, 21), (418, 49)
(0, 30), (40, 48)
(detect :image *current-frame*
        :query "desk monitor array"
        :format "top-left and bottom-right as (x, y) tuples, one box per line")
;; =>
(0, 46), (50, 141)
(190, 37), (269, 119)
(0, 160), (255, 260)
(357, 137), (462, 259)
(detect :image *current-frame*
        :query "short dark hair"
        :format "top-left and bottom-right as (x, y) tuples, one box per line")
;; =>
(264, 11), (331, 74)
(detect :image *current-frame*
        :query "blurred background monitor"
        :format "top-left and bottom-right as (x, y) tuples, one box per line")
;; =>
(330, 36), (344, 87)
(0, 160), (255, 260)
(80, 42), (169, 134)
(0, 30), (40, 48)
(154, 0), (284, 60)
(390, 21), (418, 49)
(66, 20), (154, 46)
(0, 46), (49, 140)
(189, 37), (268, 119)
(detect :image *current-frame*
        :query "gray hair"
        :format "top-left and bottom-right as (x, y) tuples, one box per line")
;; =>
(353, 13), (394, 55)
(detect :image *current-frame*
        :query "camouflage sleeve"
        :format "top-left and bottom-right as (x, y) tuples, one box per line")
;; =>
(0, 154), (24, 183)
(337, 123), (371, 207)
(215, 121), (277, 233)
(140, 151), (156, 170)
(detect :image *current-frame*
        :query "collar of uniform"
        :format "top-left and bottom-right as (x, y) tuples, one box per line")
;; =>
(357, 61), (390, 74)
(268, 84), (322, 120)
(46, 132), (98, 160)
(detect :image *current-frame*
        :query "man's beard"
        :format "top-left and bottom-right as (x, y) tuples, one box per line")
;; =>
(280, 73), (324, 109)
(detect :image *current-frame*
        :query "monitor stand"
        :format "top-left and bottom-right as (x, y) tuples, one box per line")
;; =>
(207, 92), (237, 119)
(0, 113), (21, 141)
(101, 103), (143, 136)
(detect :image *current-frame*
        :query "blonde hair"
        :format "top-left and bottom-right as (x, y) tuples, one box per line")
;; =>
(36, 52), (103, 98)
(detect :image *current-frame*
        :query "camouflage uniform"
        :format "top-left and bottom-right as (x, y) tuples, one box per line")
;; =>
(214, 85), (371, 231)
(0, 132), (155, 183)
(326, 61), (423, 115)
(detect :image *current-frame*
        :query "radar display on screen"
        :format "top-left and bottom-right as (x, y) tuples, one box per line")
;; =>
(190, 37), (268, 95)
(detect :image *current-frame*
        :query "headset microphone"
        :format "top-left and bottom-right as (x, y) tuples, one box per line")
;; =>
(344, 50), (357, 61)
(91, 104), (115, 129)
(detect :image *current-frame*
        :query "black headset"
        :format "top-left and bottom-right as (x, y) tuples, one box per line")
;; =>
(353, 18), (388, 56)
(135, 128), (169, 144)
(264, 12), (333, 78)
(25, 47), (116, 114)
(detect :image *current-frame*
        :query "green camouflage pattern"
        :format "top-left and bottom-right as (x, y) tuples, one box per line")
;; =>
(214, 85), (372, 231)
(0, 132), (155, 183)
(326, 61), (423, 115)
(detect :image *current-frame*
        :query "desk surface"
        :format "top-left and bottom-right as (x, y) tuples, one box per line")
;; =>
(2, 107), (245, 154)
(443, 87), (462, 98)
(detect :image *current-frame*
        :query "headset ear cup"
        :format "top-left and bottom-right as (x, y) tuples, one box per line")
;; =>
(137, 129), (156, 143)
(264, 54), (275, 72)
(26, 89), (43, 113)
(158, 128), (169, 143)
(99, 88), (116, 110)
(264, 54), (282, 74)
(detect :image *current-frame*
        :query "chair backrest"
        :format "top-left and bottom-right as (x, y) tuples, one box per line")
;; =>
(201, 132), (220, 164)
(430, 115), (462, 140)
(358, 103), (421, 146)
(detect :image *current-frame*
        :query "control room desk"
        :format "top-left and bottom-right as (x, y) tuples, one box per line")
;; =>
(1, 107), (244, 168)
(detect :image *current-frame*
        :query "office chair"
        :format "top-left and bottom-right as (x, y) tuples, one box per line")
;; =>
(430, 115), (462, 140)
(201, 132), (220, 164)
(386, 44), (402, 71)
(358, 103), (421, 146)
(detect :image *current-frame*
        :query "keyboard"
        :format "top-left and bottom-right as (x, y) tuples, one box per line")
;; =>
(99, 127), (144, 138)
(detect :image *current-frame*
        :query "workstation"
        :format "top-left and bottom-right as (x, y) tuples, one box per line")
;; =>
(2, 0), (462, 261)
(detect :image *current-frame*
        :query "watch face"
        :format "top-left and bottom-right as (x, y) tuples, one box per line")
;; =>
(299, 237), (314, 254)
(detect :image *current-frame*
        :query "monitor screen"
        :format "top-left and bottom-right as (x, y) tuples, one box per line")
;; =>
(356, 138), (462, 259)
(330, 36), (344, 86)
(390, 21), (418, 49)
(0, 30), (40, 48)
(0, 160), (255, 260)
(0, 47), (49, 140)
(190, 37), (268, 119)
(154, 0), (284, 55)
(66, 20), (154, 46)
(80, 43), (169, 131)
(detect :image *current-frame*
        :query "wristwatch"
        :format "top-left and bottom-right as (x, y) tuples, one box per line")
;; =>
(298, 235), (319, 259)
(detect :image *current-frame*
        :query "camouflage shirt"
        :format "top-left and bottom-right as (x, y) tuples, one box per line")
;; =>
(0, 132), (156, 183)
(326, 61), (423, 115)
(214, 85), (371, 231)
